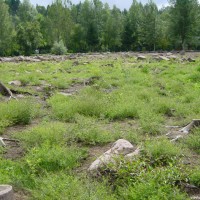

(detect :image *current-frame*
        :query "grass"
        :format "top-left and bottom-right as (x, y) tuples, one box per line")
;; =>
(0, 98), (40, 134)
(0, 55), (200, 199)
(184, 129), (200, 153)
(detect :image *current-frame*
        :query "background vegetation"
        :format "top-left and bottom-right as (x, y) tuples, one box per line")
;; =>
(0, 0), (200, 56)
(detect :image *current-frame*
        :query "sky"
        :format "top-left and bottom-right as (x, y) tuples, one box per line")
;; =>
(30, 0), (169, 9)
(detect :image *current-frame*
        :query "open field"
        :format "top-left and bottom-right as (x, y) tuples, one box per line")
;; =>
(1, 52), (200, 199)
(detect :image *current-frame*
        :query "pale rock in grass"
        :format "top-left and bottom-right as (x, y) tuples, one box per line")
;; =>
(158, 56), (170, 61)
(8, 80), (22, 86)
(166, 52), (173, 56)
(88, 139), (138, 174)
(168, 55), (178, 60)
(137, 55), (146, 60)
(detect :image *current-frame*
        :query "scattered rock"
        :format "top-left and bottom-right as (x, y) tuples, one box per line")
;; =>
(180, 50), (185, 55)
(8, 80), (22, 86)
(188, 57), (195, 62)
(168, 55), (177, 60)
(158, 56), (170, 61)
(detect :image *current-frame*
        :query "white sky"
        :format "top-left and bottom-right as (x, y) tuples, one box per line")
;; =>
(30, 0), (169, 9)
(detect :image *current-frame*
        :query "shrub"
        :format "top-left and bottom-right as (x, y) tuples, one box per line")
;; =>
(51, 40), (67, 55)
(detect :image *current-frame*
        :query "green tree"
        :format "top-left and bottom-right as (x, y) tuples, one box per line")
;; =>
(102, 5), (123, 51)
(16, 21), (43, 55)
(127, 0), (143, 50)
(45, 0), (72, 47)
(0, 0), (14, 56)
(17, 0), (38, 22)
(169, 0), (199, 50)
(139, 0), (158, 51)
(5, 0), (20, 15)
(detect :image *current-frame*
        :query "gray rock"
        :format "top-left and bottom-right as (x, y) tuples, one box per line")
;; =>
(137, 55), (146, 60)
(158, 56), (170, 61)
(0, 185), (13, 200)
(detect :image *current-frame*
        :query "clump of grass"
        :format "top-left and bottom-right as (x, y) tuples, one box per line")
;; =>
(24, 142), (87, 173)
(31, 174), (116, 200)
(139, 107), (164, 135)
(0, 99), (39, 133)
(184, 129), (200, 153)
(121, 177), (189, 200)
(69, 115), (117, 145)
(48, 88), (109, 121)
(16, 122), (67, 149)
(144, 138), (182, 166)
(106, 90), (139, 120)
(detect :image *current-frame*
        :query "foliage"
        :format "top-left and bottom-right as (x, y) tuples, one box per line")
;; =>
(51, 40), (67, 55)
(1, 0), (200, 55)
(16, 21), (44, 56)
(0, 0), (14, 56)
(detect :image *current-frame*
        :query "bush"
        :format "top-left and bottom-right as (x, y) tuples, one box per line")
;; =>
(51, 40), (67, 55)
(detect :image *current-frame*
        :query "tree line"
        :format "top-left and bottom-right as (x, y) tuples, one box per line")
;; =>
(0, 0), (200, 56)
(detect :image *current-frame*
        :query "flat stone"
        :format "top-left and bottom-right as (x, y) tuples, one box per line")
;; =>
(8, 80), (22, 86)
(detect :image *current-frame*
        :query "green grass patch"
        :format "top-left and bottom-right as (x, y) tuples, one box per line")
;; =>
(0, 99), (40, 133)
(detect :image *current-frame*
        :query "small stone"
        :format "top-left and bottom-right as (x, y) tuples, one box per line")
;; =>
(8, 80), (22, 86)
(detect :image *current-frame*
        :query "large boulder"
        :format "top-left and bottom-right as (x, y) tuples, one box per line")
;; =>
(88, 139), (140, 175)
